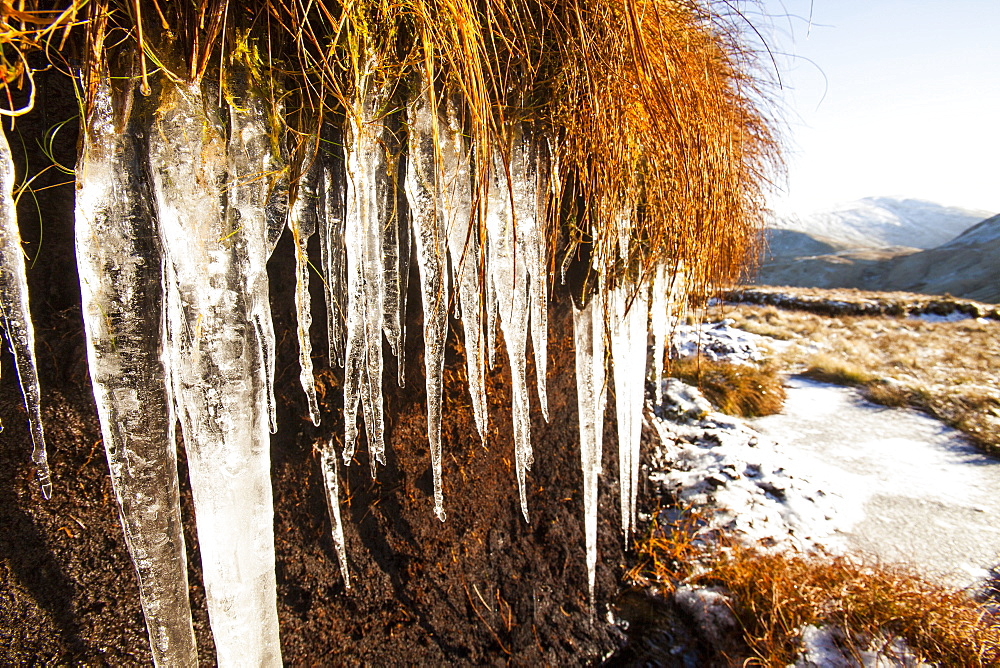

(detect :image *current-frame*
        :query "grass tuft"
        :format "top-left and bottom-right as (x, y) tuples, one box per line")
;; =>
(669, 357), (785, 418)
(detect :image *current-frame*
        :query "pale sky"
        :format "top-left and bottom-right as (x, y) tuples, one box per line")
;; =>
(751, 0), (1000, 215)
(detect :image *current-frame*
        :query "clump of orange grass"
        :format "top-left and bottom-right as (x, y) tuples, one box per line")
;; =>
(629, 516), (1000, 666)
(62, 0), (781, 308)
(669, 357), (785, 417)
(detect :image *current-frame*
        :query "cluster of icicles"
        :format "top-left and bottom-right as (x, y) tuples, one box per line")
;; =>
(0, 72), (686, 666)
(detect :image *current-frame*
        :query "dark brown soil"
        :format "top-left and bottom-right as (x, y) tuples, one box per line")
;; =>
(0, 71), (633, 664)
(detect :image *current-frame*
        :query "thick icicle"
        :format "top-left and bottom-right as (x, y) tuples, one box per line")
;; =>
(228, 81), (281, 435)
(440, 99), (486, 442)
(510, 134), (549, 422)
(573, 292), (606, 612)
(0, 123), (50, 498)
(75, 78), (197, 666)
(319, 127), (348, 368)
(288, 138), (322, 426)
(319, 438), (351, 588)
(342, 65), (388, 470)
(405, 86), (449, 521)
(486, 146), (533, 521)
(609, 281), (649, 539)
(148, 81), (281, 667)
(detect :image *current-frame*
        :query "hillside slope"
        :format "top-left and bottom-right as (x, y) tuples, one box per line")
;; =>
(756, 214), (1000, 303)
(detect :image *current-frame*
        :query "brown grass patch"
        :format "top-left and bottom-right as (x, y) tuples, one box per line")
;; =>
(669, 358), (785, 418)
(712, 301), (1000, 455)
(629, 520), (1000, 667)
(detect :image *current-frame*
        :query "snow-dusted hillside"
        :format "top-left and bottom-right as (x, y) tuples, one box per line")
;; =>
(771, 197), (993, 250)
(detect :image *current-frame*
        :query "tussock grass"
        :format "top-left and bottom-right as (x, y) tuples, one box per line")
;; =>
(700, 547), (1000, 667)
(629, 521), (1000, 666)
(716, 302), (1000, 455)
(669, 357), (785, 418)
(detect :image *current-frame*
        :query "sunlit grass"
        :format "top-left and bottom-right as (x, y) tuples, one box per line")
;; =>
(716, 299), (1000, 455)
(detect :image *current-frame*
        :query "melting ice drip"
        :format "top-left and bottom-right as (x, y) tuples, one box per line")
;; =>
(1, 69), (689, 663)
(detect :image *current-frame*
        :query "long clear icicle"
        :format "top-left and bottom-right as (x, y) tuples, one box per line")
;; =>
(229, 81), (280, 436)
(486, 144), (533, 521)
(573, 292), (605, 613)
(0, 122), (50, 498)
(319, 128), (348, 368)
(149, 81), (281, 667)
(288, 138), (322, 426)
(609, 281), (648, 540)
(342, 64), (387, 471)
(405, 85), (449, 522)
(441, 99), (487, 442)
(75, 78), (198, 666)
(319, 438), (351, 588)
(510, 134), (549, 422)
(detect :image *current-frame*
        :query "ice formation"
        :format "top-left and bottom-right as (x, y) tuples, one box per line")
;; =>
(0, 119), (50, 499)
(440, 98), (487, 442)
(651, 263), (686, 403)
(75, 78), (198, 665)
(288, 136), (323, 426)
(148, 81), (281, 666)
(405, 84), (449, 521)
(486, 141), (534, 521)
(573, 293), (606, 611)
(342, 67), (389, 471)
(4, 59), (701, 665)
(610, 281), (649, 539)
(319, 438), (351, 589)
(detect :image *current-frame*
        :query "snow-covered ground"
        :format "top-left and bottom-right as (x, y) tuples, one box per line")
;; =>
(642, 321), (1000, 664)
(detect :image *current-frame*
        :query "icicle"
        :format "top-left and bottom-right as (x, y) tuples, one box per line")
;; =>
(510, 134), (549, 422)
(573, 291), (605, 613)
(441, 97), (486, 442)
(75, 78), (198, 666)
(342, 65), (388, 471)
(288, 137), (322, 426)
(486, 145), (533, 521)
(228, 80), (280, 435)
(148, 81), (281, 667)
(319, 127), (348, 368)
(381, 107), (409, 386)
(651, 264), (668, 405)
(0, 119), (50, 498)
(609, 281), (649, 540)
(404, 85), (449, 522)
(319, 438), (351, 588)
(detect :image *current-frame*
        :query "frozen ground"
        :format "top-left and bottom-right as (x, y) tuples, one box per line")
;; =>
(644, 321), (999, 663)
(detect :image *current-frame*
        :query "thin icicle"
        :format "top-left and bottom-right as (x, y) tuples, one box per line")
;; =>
(486, 145), (533, 521)
(510, 134), (549, 422)
(381, 110), (409, 386)
(441, 97), (486, 443)
(148, 81), (281, 667)
(288, 137), (322, 426)
(651, 264), (668, 405)
(573, 291), (605, 613)
(405, 85), (449, 522)
(319, 126), (347, 368)
(609, 280), (649, 540)
(75, 78), (197, 666)
(318, 438), (351, 588)
(228, 80), (280, 435)
(0, 121), (50, 498)
(342, 64), (388, 471)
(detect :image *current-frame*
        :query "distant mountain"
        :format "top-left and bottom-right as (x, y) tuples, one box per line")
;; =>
(756, 214), (1000, 303)
(769, 197), (993, 252)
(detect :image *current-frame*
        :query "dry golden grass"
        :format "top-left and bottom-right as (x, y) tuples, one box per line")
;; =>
(629, 520), (1000, 667)
(669, 357), (786, 418)
(715, 303), (1000, 455)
